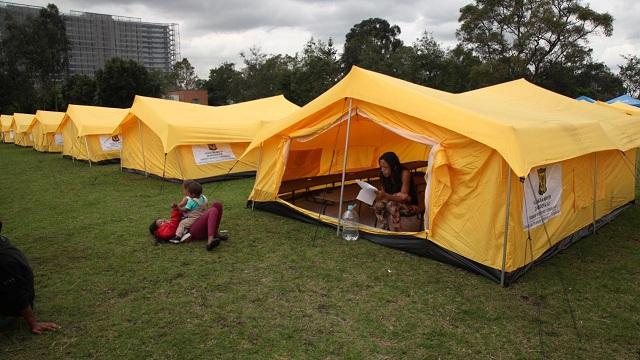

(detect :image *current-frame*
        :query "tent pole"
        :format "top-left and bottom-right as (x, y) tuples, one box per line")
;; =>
(84, 136), (92, 167)
(161, 153), (167, 191)
(592, 152), (597, 235)
(500, 167), (513, 287)
(137, 118), (148, 177)
(337, 98), (353, 236)
(119, 133), (124, 173)
(252, 143), (263, 211)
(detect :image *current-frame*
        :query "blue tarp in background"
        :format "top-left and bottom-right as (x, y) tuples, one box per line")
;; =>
(606, 94), (640, 107)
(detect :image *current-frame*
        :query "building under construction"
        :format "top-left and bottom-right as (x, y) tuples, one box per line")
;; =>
(0, 1), (179, 76)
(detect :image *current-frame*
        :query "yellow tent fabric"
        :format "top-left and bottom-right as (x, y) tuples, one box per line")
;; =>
(11, 113), (36, 147)
(29, 110), (65, 152)
(246, 66), (639, 284)
(1, 115), (15, 143)
(114, 95), (299, 181)
(56, 105), (129, 163)
(247, 67), (640, 178)
(601, 101), (640, 113)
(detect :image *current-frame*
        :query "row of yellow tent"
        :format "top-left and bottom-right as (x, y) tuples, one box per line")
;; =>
(2, 66), (639, 285)
(0, 95), (300, 180)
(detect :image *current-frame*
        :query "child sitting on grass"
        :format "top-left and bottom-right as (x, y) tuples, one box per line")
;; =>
(170, 180), (208, 243)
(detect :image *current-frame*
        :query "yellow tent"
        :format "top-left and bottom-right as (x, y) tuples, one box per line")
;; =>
(244, 66), (640, 285)
(1, 115), (14, 143)
(29, 110), (65, 152)
(56, 105), (129, 164)
(11, 113), (36, 147)
(601, 101), (640, 114)
(113, 95), (299, 182)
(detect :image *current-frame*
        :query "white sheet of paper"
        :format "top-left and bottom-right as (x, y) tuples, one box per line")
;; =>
(356, 180), (378, 206)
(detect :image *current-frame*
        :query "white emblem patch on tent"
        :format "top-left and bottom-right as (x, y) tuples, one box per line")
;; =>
(54, 133), (64, 146)
(192, 144), (236, 165)
(522, 164), (562, 230)
(28, 133), (33, 141)
(9, 130), (14, 139)
(99, 135), (122, 151)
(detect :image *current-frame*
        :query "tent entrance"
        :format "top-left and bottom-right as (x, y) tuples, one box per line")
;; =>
(276, 108), (435, 233)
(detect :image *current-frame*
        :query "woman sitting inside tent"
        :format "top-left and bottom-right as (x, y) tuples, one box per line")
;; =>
(150, 202), (227, 251)
(374, 152), (420, 232)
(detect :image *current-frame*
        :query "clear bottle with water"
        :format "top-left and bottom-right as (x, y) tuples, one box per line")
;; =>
(341, 204), (359, 241)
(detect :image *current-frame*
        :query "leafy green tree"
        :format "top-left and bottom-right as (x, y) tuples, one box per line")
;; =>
(95, 58), (162, 108)
(170, 57), (199, 90)
(239, 47), (295, 102)
(0, 13), (37, 113)
(62, 75), (97, 106)
(12, 4), (70, 110)
(288, 38), (341, 105)
(457, 0), (613, 83)
(618, 55), (640, 98)
(205, 62), (243, 105)
(341, 18), (404, 75)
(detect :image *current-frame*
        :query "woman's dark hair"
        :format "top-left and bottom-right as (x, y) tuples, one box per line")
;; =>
(379, 152), (404, 193)
(149, 219), (160, 237)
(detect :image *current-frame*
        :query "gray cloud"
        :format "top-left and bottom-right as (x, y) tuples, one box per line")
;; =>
(25, 0), (640, 77)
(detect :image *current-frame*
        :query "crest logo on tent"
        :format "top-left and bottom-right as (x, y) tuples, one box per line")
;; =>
(537, 168), (547, 195)
(111, 135), (120, 142)
(207, 144), (218, 151)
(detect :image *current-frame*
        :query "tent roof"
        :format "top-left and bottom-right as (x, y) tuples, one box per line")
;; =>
(58, 105), (129, 136)
(115, 95), (299, 153)
(246, 66), (640, 177)
(599, 101), (640, 113)
(0, 115), (13, 131)
(607, 94), (640, 106)
(30, 110), (65, 133)
(576, 95), (596, 103)
(11, 113), (36, 133)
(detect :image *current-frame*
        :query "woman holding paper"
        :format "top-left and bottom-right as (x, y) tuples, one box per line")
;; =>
(373, 152), (419, 231)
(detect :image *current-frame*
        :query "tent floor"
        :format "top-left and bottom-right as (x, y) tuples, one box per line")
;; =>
(281, 182), (425, 232)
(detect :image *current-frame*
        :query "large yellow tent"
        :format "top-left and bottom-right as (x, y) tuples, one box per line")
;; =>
(244, 66), (640, 285)
(113, 95), (299, 182)
(29, 110), (65, 152)
(56, 105), (129, 164)
(1, 115), (14, 143)
(11, 113), (36, 147)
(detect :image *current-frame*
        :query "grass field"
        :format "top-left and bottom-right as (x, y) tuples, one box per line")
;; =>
(0, 144), (639, 359)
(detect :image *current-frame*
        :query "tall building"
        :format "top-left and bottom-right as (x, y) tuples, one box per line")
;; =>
(0, 1), (179, 76)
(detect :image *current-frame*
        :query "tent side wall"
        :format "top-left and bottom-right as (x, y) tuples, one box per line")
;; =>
(61, 120), (84, 159)
(32, 123), (48, 152)
(121, 118), (257, 182)
(2, 130), (15, 143)
(505, 148), (637, 272)
(84, 134), (121, 163)
(45, 132), (64, 152)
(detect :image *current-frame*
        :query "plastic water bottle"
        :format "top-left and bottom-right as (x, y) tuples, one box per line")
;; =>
(341, 204), (359, 241)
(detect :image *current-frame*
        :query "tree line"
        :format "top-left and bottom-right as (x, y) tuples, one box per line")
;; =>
(1, 1), (639, 114)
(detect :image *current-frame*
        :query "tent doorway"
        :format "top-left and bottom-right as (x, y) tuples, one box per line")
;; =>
(275, 107), (436, 233)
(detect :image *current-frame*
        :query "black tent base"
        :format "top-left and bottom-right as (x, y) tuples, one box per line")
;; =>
(62, 155), (120, 165)
(122, 167), (256, 184)
(248, 200), (633, 285)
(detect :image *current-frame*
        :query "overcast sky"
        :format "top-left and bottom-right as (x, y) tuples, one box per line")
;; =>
(25, 0), (640, 78)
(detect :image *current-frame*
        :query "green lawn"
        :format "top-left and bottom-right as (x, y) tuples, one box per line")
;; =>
(0, 144), (639, 359)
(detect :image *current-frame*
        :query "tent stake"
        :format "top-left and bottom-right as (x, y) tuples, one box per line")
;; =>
(500, 167), (513, 287)
(337, 98), (353, 236)
(592, 152), (597, 235)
